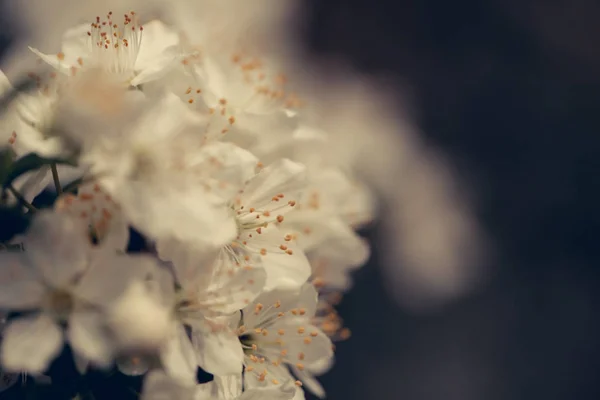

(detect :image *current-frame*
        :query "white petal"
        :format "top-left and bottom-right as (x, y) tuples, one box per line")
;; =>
(290, 367), (326, 399)
(242, 284), (318, 332)
(238, 159), (306, 214)
(28, 47), (70, 74)
(73, 252), (159, 307)
(157, 237), (219, 291)
(160, 324), (198, 386)
(68, 310), (115, 367)
(203, 254), (267, 314)
(119, 183), (238, 248)
(131, 45), (181, 86)
(0, 253), (45, 310)
(191, 320), (244, 377)
(59, 23), (92, 64)
(11, 166), (53, 205)
(23, 212), (90, 288)
(134, 21), (180, 72)
(1, 314), (63, 374)
(242, 225), (311, 291)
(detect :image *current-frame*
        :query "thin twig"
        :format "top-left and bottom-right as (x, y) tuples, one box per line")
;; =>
(51, 163), (62, 195)
(7, 185), (38, 213)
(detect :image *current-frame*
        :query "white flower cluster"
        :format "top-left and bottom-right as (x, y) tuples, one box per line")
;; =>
(0, 7), (374, 400)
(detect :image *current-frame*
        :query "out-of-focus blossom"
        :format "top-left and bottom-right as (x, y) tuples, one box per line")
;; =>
(0, 212), (156, 373)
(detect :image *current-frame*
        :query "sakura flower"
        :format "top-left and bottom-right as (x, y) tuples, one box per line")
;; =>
(230, 158), (311, 290)
(234, 284), (333, 398)
(114, 262), (198, 386)
(0, 70), (79, 204)
(156, 237), (265, 376)
(0, 211), (157, 374)
(175, 51), (298, 150)
(54, 182), (129, 252)
(29, 12), (181, 87)
(286, 168), (373, 292)
(79, 92), (258, 246)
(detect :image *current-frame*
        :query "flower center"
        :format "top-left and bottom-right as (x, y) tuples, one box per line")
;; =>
(87, 11), (143, 83)
(44, 289), (74, 318)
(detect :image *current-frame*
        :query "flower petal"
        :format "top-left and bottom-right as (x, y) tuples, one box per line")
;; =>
(1, 314), (63, 374)
(68, 310), (115, 368)
(0, 253), (45, 310)
(191, 319), (244, 377)
(242, 225), (311, 291)
(160, 324), (198, 386)
(23, 212), (90, 289)
(202, 253), (267, 314)
(238, 159), (306, 215)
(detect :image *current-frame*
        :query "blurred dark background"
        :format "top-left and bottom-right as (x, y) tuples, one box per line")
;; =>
(302, 1), (600, 399)
(1, 0), (600, 399)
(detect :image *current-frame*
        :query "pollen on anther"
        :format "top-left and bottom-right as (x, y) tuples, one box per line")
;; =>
(260, 248), (267, 256)
(276, 215), (284, 223)
(303, 337), (312, 344)
(57, 52), (65, 61)
(286, 249), (293, 255)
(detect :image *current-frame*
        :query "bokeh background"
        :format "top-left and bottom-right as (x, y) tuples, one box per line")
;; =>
(299, 1), (600, 399)
(2, 1), (600, 399)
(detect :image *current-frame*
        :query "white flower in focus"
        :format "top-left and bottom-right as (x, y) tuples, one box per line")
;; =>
(29, 12), (181, 87)
(235, 284), (333, 398)
(157, 238), (266, 376)
(187, 52), (299, 150)
(230, 159), (311, 290)
(0, 212), (155, 373)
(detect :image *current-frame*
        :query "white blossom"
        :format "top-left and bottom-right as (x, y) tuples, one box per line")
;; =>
(0, 212), (155, 373)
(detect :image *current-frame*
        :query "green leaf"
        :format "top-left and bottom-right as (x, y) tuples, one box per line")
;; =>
(2, 153), (77, 189)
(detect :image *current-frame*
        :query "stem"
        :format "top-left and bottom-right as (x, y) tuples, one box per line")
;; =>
(51, 163), (62, 195)
(7, 185), (38, 213)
